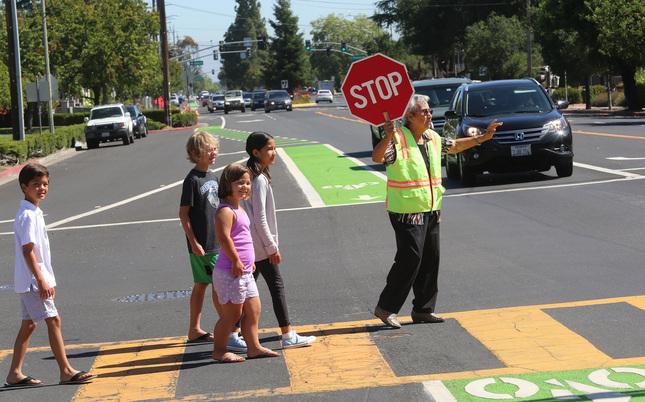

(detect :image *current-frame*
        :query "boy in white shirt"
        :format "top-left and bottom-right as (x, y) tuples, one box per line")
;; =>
(4, 163), (96, 387)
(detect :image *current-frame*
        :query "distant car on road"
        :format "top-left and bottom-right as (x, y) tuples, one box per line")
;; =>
(170, 93), (179, 106)
(442, 78), (573, 185)
(264, 90), (292, 113)
(208, 94), (225, 112)
(315, 89), (333, 103)
(251, 91), (266, 111)
(243, 92), (253, 108)
(84, 104), (135, 148)
(126, 105), (148, 139)
(224, 90), (245, 114)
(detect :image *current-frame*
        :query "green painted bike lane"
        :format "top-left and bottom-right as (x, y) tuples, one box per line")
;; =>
(427, 364), (645, 401)
(205, 126), (386, 206)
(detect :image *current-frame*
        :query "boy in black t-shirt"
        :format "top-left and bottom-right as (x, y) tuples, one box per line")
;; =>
(179, 131), (246, 351)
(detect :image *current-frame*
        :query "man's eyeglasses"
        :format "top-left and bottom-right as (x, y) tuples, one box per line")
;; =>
(419, 109), (433, 116)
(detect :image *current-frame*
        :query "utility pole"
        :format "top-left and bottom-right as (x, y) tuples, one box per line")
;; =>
(158, 0), (171, 126)
(527, 0), (532, 78)
(41, 0), (54, 134)
(4, 0), (25, 140)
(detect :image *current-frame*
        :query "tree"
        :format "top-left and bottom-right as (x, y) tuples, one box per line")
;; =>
(465, 14), (542, 80)
(219, 0), (269, 89)
(263, 0), (310, 90)
(586, 0), (645, 110)
(309, 14), (391, 87)
(535, 0), (601, 108)
(373, 0), (526, 73)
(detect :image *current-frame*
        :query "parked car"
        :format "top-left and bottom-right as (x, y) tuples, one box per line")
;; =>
(224, 90), (245, 114)
(369, 77), (471, 148)
(126, 105), (148, 139)
(264, 90), (292, 113)
(84, 104), (134, 148)
(442, 78), (573, 185)
(251, 91), (266, 111)
(170, 93), (179, 106)
(243, 92), (253, 108)
(315, 89), (334, 103)
(208, 94), (225, 112)
(199, 91), (210, 106)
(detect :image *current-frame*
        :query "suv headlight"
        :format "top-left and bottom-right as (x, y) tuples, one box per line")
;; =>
(463, 124), (482, 137)
(225, 101), (230, 105)
(116, 122), (126, 128)
(543, 117), (568, 135)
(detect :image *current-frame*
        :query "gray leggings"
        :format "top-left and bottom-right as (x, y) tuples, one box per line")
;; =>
(253, 259), (290, 328)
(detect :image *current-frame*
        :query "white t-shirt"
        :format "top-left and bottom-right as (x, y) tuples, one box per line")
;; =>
(13, 200), (56, 293)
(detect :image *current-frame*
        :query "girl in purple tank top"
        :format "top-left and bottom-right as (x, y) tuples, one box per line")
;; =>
(212, 163), (278, 363)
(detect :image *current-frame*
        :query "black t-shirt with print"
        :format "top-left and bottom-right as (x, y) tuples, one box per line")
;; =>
(180, 169), (220, 254)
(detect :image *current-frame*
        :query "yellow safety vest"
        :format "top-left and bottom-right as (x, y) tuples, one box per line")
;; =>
(385, 126), (445, 213)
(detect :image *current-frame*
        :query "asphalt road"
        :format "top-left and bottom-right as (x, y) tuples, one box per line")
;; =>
(1, 105), (644, 401)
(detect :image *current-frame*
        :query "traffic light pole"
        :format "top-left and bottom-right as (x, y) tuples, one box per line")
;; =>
(41, 0), (54, 134)
(4, 0), (25, 140)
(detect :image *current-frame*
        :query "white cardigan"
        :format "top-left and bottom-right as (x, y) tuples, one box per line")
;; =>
(242, 173), (279, 261)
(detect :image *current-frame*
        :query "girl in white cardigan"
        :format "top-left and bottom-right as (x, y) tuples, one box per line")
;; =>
(242, 132), (316, 349)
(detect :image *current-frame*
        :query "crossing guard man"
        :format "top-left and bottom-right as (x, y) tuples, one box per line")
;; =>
(372, 94), (502, 328)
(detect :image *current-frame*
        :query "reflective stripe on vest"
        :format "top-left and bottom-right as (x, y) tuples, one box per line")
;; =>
(385, 127), (445, 213)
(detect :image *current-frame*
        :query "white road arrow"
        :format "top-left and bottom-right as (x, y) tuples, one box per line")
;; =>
(351, 195), (381, 201)
(607, 157), (645, 161)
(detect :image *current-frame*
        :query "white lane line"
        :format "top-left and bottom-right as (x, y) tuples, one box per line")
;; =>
(0, 218), (180, 236)
(323, 143), (386, 181)
(607, 156), (645, 161)
(265, 114), (276, 121)
(46, 159), (246, 229)
(220, 116), (226, 129)
(236, 119), (264, 123)
(0, 219), (14, 224)
(423, 380), (458, 402)
(573, 161), (642, 178)
(621, 167), (645, 172)
(218, 151), (247, 156)
(276, 148), (324, 208)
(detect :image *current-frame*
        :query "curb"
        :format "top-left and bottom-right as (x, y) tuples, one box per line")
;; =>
(148, 124), (202, 134)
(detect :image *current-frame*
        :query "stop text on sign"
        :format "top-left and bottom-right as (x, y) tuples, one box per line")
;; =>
(349, 72), (403, 109)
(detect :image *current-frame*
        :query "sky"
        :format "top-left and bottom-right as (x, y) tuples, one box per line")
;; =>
(156, 0), (379, 84)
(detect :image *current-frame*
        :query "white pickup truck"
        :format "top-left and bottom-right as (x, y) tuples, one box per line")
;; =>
(84, 104), (135, 149)
(224, 90), (245, 114)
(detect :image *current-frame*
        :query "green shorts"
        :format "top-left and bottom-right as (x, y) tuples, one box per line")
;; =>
(189, 253), (218, 284)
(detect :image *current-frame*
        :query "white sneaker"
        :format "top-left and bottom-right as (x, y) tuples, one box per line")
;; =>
(227, 332), (247, 353)
(281, 331), (316, 349)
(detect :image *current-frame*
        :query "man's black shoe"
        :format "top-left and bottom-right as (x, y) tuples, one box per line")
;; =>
(374, 306), (402, 328)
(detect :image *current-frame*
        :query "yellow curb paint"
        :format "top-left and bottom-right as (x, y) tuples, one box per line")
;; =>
(453, 308), (611, 371)
(283, 328), (396, 393)
(627, 297), (645, 311)
(574, 130), (645, 141)
(72, 337), (186, 402)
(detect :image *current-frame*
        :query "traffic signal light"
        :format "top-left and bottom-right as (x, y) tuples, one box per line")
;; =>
(211, 69), (215, 75)
(326, 47), (331, 55)
(213, 50), (218, 60)
(245, 48), (251, 57)
(340, 42), (347, 52)
(258, 36), (267, 50)
(305, 40), (311, 53)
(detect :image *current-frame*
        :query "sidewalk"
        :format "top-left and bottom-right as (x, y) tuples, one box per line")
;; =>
(563, 103), (645, 117)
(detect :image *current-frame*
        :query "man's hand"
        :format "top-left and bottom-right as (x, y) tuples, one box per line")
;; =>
(190, 242), (205, 257)
(478, 119), (503, 143)
(37, 278), (55, 300)
(268, 251), (282, 265)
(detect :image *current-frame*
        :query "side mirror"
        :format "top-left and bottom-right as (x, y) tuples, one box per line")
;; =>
(556, 100), (569, 109)
(84, 117), (89, 123)
(444, 110), (457, 119)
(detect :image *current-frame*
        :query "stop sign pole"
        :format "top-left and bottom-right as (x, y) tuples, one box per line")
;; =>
(341, 53), (414, 127)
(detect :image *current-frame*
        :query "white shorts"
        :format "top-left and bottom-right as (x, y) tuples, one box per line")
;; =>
(20, 291), (58, 322)
(212, 270), (258, 305)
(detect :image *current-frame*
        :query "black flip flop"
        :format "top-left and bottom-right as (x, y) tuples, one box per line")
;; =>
(59, 371), (97, 385)
(187, 332), (214, 343)
(4, 376), (42, 387)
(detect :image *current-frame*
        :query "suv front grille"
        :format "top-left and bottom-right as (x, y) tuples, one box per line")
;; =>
(96, 124), (114, 131)
(494, 127), (544, 144)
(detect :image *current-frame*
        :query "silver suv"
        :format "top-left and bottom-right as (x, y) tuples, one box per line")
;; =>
(224, 90), (245, 114)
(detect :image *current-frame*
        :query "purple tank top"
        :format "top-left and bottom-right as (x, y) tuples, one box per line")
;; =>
(215, 203), (255, 273)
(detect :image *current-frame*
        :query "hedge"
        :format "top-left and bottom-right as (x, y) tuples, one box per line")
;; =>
(551, 87), (582, 104)
(172, 111), (198, 127)
(0, 124), (85, 163)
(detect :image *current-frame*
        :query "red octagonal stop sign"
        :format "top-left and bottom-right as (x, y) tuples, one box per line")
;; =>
(341, 53), (414, 126)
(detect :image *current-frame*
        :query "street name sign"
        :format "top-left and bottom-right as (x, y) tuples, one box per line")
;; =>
(189, 60), (204, 66)
(341, 53), (413, 126)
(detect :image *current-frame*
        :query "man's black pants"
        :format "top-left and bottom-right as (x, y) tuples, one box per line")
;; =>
(377, 211), (440, 314)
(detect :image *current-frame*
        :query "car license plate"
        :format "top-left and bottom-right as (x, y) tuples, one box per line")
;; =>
(511, 144), (531, 157)
(101, 132), (110, 138)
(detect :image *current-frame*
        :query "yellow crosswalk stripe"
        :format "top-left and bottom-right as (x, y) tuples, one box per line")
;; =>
(73, 337), (186, 402)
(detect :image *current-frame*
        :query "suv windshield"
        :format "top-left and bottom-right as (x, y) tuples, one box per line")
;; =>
(414, 84), (461, 108)
(225, 91), (242, 97)
(253, 92), (265, 99)
(91, 107), (123, 119)
(212, 95), (224, 101)
(269, 92), (288, 99)
(466, 85), (552, 117)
